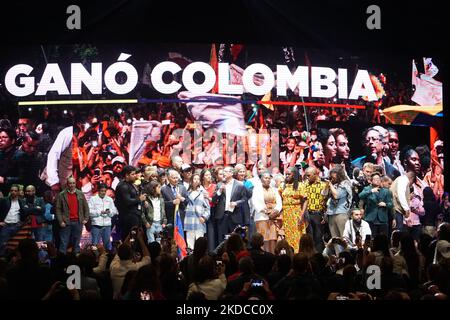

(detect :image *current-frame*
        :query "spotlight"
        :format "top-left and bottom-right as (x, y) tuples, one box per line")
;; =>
(28, 107), (32, 112)
(117, 108), (123, 114)
(63, 110), (68, 115)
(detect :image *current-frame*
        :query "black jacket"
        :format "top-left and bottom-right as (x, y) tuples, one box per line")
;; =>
(23, 196), (46, 224)
(212, 180), (247, 225)
(115, 181), (142, 227)
(161, 183), (189, 226)
(0, 197), (27, 222)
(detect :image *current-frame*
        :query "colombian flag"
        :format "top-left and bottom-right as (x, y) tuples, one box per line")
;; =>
(174, 205), (187, 259)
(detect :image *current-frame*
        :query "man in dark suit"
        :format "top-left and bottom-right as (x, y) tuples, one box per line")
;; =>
(161, 169), (189, 237)
(0, 184), (26, 255)
(351, 127), (400, 180)
(115, 165), (147, 241)
(213, 166), (247, 243)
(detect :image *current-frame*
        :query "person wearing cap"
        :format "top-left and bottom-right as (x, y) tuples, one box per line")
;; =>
(181, 164), (193, 191)
(351, 127), (400, 180)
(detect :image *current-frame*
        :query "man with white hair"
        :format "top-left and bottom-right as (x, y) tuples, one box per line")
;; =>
(161, 169), (189, 237)
(351, 126), (400, 180)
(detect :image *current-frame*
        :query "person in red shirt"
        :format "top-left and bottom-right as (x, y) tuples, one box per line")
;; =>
(55, 177), (90, 254)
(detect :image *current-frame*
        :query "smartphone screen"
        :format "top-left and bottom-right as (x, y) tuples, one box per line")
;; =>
(251, 279), (263, 287)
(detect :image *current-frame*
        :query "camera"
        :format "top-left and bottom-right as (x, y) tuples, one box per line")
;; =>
(94, 168), (101, 176)
(233, 225), (247, 240)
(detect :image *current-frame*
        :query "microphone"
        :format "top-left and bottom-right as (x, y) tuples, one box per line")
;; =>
(371, 153), (377, 162)
(353, 167), (360, 180)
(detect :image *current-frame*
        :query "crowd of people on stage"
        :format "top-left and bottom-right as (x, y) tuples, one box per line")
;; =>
(0, 103), (448, 300)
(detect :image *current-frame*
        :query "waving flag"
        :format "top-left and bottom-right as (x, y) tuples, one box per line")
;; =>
(412, 59), (418, 86)
(412, 76), (442, 106)
(178, 91), (247, 136)
(423, 57), (439, 78)
(174, 203), (187, 259)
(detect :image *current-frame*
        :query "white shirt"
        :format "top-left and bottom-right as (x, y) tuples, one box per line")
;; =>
(343, 219), (372, 248)
(88, 194), (118, 227)
(396, 175), (411, 212)
(46, 126), (73, 187)
(225, 179), (234, 212)
(82, 182), (93, 202)
(110, 255), (151, 299)
(150, 197), (161, 222)
(5, 199), (20, 224)
(112, 177), (120, 191)
(252, 185), (283, 222)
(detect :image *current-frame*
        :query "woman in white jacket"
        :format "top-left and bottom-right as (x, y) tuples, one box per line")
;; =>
(88, 183), (118, 250)
(252, 171), (283, 254)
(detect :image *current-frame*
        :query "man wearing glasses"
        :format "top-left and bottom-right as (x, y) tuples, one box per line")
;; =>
(351, 127), (400, 180)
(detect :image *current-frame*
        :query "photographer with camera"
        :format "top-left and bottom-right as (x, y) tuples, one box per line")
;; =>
(88, 183), (118, 251)
(110, 227), (151, 299)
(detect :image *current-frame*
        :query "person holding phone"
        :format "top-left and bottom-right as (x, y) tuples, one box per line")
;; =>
(89, 183), (118, 250)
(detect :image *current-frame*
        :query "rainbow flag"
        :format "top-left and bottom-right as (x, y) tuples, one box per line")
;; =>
(174, 204), (187, 259)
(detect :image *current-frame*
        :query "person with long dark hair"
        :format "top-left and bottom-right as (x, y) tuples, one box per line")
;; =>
(441, 192), (450, 224)
(180, 237), (209, 285)
(187, 255), (227, 300)
(141, 181), (167, 244)
(128, 264), (165, 300)
(282, 167), (307, 252)
(325, 164), (353, 239)
(319, 129), (337, 172)
(329, 127), (352, 177)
